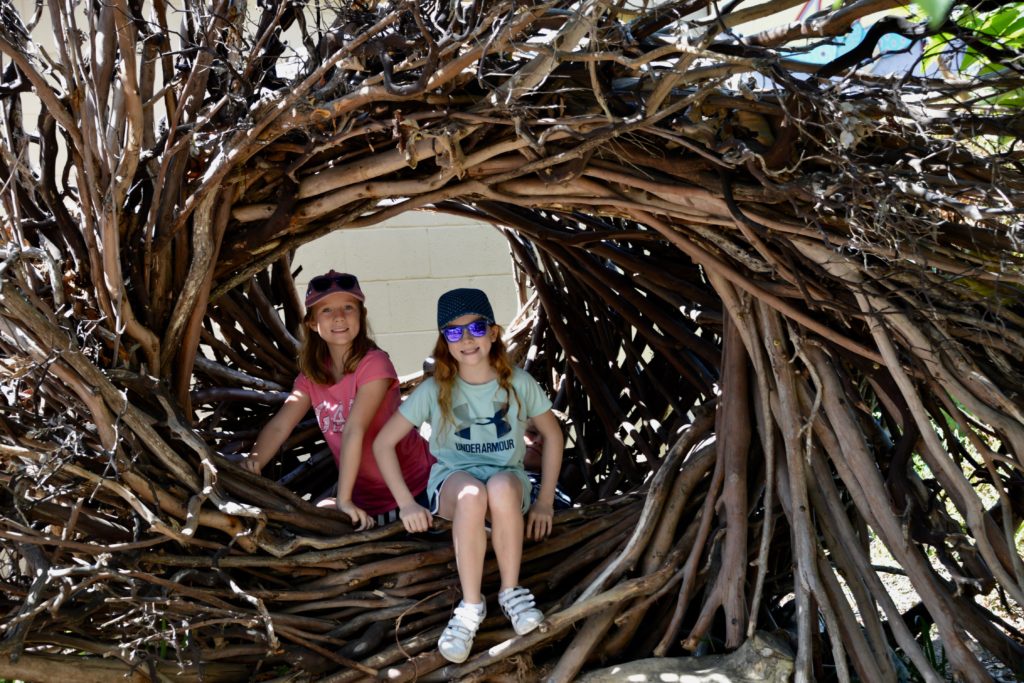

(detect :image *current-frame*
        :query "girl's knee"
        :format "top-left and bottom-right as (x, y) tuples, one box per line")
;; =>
(486, 474), (523, 508)
(453, 482), (488, 515)
(440, 474), (488, 519)
(456, 491), (488, 516)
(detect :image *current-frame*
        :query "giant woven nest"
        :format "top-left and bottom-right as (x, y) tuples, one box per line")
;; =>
(2, 0), (1024, 680)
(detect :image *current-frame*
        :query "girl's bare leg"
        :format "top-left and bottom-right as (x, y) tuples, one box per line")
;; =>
(439, 472), (488, 603)
(486, 472), (524, 591)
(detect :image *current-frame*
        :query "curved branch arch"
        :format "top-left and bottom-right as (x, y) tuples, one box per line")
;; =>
(1, 0), (1023, 680)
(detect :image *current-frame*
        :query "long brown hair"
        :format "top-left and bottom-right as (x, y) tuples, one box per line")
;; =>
(431, 324), (522, 431)
(298, 301), (378, 385)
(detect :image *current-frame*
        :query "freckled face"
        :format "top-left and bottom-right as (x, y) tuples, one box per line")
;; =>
(444, 313), (496, 368)
(309, 292), (362, 348)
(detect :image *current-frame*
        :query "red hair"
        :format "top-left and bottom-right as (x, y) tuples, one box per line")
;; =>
(431, 324), (522, 431)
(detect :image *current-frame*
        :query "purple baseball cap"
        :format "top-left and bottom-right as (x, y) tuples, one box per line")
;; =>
(304, 271), (365, 308)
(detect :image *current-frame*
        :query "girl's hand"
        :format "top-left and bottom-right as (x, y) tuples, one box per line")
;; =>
(399, 502), (433, 533)
(239, 456), (263, 474)
(526, 502), (554, 541)
(337, 500), (375, 531)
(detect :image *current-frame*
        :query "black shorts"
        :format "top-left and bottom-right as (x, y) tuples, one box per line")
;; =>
(373, 488), (430, 527)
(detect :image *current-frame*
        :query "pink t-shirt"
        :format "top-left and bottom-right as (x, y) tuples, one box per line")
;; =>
(294, 349), (433, 515)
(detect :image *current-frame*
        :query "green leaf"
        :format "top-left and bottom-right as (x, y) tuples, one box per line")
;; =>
(1003, 14), (1024, 39)
(960, 48), (979, 72)
(978, 60), (1006, 75)
(979, 85), (1024, 107)
(979, 8), (1019, 36)
(917, 0), (955, 28)
(921, 33), (954, 71)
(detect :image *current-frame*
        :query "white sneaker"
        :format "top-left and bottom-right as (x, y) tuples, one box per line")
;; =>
(498, 586), (544, 635)
(438, 600), (486, 663)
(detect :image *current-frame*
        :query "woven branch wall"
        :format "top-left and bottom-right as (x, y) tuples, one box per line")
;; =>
(1, 1), (1023, 681)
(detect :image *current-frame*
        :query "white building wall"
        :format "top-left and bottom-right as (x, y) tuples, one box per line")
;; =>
(294, 213), (518, 376)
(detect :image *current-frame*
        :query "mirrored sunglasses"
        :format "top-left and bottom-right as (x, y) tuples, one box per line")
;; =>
(308, 273), (358, 294)
(441, 319), (490, 343)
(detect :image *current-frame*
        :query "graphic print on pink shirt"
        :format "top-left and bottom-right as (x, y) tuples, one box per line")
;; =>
(315, 398), (354, 435)
(295, 349), (434, 515)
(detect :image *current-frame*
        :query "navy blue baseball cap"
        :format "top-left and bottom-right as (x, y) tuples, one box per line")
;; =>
(437, 288), (496, 328)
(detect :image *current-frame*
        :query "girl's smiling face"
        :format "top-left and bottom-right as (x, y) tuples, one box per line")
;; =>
(444, 313), (497, 370)
(309, 292), (362, 348)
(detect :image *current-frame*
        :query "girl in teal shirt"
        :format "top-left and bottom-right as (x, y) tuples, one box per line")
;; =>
(374, 288), (563, 664)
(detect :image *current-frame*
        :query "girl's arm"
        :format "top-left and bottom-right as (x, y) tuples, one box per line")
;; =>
(373, 412), (433, 533)
(334, 377), (392, 530)
(526, 409), (563, 541)
(242, 389), (311, 473)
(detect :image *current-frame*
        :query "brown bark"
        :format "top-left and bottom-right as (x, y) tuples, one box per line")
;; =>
(2, 0), (1024, 680)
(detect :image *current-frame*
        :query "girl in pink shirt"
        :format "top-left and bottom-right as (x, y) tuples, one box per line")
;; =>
(241, 271), (433, 529)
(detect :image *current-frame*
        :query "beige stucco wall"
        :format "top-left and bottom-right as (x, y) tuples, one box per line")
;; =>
(294, 213), (518, 376)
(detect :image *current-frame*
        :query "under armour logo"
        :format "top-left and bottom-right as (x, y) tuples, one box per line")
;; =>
(454, 402), (511, 440)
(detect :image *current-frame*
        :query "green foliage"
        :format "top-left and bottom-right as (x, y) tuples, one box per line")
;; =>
(923, 1), (1024, 107)
(892, 612), (952, 681)
(915, 615), (950, 680)
(917, 0), (955, 28)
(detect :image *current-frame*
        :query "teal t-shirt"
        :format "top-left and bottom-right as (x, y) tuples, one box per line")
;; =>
(399, 367), (552, 512)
